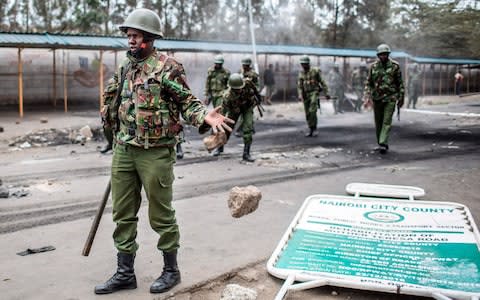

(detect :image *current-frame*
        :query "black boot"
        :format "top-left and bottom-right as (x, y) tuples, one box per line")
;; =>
(305, 127), (317, 137)
(99, 143), (112, 154)
(379, 143), (389, 154)
(176, 143), (184, 159)
(213, 146), (223, 157)
(242, 143), (255, 162)
(150, 250), (181, 294)
(94, 252), (137, 294)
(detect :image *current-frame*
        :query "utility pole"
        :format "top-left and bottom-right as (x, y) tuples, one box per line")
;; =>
(247, 0), (259, 74)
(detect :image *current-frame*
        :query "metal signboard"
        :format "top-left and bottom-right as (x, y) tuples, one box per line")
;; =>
(267, 184), (480, 300)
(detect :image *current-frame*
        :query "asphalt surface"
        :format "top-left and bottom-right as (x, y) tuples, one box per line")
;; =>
(0, 96), (479, 300)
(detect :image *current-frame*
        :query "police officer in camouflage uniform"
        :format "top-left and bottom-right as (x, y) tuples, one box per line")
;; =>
(297, 55), (330, 137)
(407, 63), (421, 109)
(363, 44), (404, 154)
(351, 61), (368, 112)
(235, 56), (259, 137)
(204, 54), (230, 108)
(213, 73), (258, 162)
(326, 63), (345, 114)
(240, 56), (259, 88)
(95, 8), (233, 295)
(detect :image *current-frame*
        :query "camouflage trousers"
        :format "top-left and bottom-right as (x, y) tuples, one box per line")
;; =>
(408, 84), (420, 109)
(211, 95), (224, 109)
(226, 107), (254, 144)
(373, 100), (396, 146)
(111, 143), (179, 254)
(302, 91), (320, 129)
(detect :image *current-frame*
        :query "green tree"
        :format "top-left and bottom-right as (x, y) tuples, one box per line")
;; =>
(393, 0), (480, 58)
(69, 0), (106, 34)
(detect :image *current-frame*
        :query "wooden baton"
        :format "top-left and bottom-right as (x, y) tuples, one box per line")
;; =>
(82, 179), (111, 256)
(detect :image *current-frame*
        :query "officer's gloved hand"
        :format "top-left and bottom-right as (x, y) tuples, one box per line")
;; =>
(397, 99), (404, 108)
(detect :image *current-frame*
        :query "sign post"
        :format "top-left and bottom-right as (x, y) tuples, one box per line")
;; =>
(267, 183), (480, 300)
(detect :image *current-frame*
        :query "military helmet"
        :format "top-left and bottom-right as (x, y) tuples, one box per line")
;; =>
(376, 43), (391, 55)
(299, 55), (310, 64)
(214, 55), (224, 64)
(241, 56), (252, 65)
(228, 73), (245, 89)
(119, 8), (163, 39)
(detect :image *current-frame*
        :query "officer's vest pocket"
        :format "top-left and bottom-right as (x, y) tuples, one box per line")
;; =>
(136, 109), (164, 141)
(136, 82), (161, 109)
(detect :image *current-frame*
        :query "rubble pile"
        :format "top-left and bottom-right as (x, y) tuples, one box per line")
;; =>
(7, 126), (103, 148)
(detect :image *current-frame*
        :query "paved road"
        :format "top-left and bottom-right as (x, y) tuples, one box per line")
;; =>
(0, 98), (479, 299)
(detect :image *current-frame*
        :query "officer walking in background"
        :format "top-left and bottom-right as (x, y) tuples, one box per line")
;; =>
(204, 54), (230, 109)
(235, 56), (259, 137)
(262, 63), (276, 105)
(326, 63), (345, 114)
(297, 55), (330, 137)
(212, 73), (259, 162)
(407, 63), (422, 109)
(454, 69), (464, 96)
(351, 61), (368, 112)
(240, 56), (259, 88)
(96, 8), (233, 295)
(363, 44), (404, 154)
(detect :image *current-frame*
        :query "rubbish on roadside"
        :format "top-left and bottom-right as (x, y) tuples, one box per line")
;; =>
(0, 186), (9, 198)
(203, 132), (227, 152)
(19, 141), (31, 149)
(40, 117), (48, 123)
(227, 185), (261, 218)
(0, 126), (4, 132)
(220, 283), (257, 300)
(79, 125), (93, 139)
(11, 189), (29, 198)
(17, 246), (56, 256)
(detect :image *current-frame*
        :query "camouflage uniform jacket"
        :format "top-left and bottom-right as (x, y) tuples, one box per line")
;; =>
(297, 67), (329, 97)
(101, 48), (209, 149)
(408, 68), (422, 90)
(205, 66), (230, 98)
(351, 68), (368, 93)
(221, 79), (258, 115)
(326, 69), (345, 97)
(240, 69), (259, 89)
(365, 59), (404, 102)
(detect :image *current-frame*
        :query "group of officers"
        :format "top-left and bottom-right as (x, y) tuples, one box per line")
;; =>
(100, 44), (422, 159)
(298, 44), (421, 154)
(94, 8), (422, 297)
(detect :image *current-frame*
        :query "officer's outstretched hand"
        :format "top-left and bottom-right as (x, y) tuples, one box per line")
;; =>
(205, 106), (235, 134)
